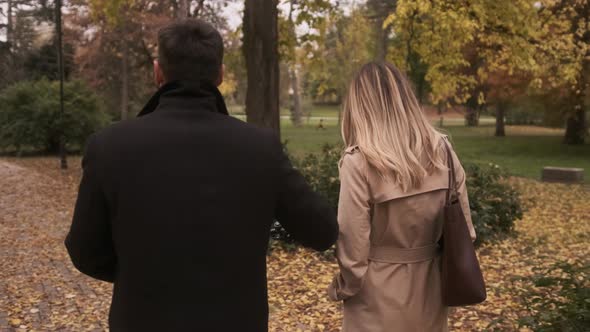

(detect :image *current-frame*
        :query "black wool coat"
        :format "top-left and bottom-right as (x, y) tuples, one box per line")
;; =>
(65, 81), (338, 332)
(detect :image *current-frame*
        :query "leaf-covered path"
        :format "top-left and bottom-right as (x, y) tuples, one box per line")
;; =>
(1, 158), (588, 331)
(0, 160), (111, 331)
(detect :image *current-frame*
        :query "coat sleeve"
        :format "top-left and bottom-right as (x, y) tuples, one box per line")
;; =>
(449, 146), (476, 242)
(273, 139), (338, 252)
(328, 152), (371, 301)
(65, 135), (116, 282)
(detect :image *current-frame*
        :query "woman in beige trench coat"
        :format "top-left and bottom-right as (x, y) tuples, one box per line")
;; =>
(328, 62), (476, 332)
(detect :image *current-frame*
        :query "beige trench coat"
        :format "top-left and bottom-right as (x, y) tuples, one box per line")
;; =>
(328, 142), (476, 332)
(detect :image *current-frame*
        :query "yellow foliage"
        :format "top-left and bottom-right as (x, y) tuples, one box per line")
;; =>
(218, 72), (237, 97)
(383, 0), (585, 105)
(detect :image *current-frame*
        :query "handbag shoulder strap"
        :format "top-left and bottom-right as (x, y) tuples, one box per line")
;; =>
(443, 138), (458, 204)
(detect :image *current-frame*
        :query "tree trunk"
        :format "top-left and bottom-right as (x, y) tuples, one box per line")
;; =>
(289, 66), (303, 127)
(564, 109), (587, 145)
(564, 58), (588, 144)
(495, 102), (506, 137)
(243, 0), (280, 135)
(6, 0), (12, 50)
(465, 93), (480, 126)
(562, 0), (589, 144)
(375, 16), (388, 62)
(120, 38), (129, 121)
(178, 0), (190, 18)
(286, 0), (302, 127)
(465, 107), (480, 126)
(56, 0), (67, 169)
(368, 0), (395, 62)
(564, 70), (587, 144)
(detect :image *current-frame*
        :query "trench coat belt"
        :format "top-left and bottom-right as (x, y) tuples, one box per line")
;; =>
(368, 244), (440, 264)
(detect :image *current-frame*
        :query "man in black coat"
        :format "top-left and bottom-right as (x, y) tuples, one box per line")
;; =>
(65, 19), (338, 332)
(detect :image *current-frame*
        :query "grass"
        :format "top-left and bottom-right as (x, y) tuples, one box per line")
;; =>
(229, 104), (341, 119)
(280, 119), (590, 181)
(446, 126), (590, 180)
(282, 120), (341, 155)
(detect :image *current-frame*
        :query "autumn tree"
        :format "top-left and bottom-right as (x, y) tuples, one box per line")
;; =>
(279, 10), (302, 126)
(85, 0), (138, 120)
(470, 1), (543, 136)
(220, 27), (245, 104)
(0, 0), (49, 86)
(366, 0), (397, 62)
(76, 0), (230, 121)
(278, 0), (332, 126)
(304, 8), (373, 104)
(171, 0), (232, 29)
(385, 0), (545, 136)
(537, 0), (589, 144)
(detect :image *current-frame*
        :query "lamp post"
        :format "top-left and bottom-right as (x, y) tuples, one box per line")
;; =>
(56, 0), (67, 169)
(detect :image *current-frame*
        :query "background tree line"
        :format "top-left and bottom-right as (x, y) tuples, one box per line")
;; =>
(0, 0), (587, 154)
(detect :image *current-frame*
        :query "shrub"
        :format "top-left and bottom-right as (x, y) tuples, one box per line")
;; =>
(271, 145), (523, 247)
(464, 163), (523, 245)
(518, 260), (589, 332)
(270, 144), (341, 247)
(0, 79), (109, 153)
(293, 144), (342, 209)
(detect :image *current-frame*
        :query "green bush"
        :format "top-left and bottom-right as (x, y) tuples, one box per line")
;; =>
(464, 163), (523, 245)
(518, 261), (589, 332)
(293, 144), (342, 209)
(271, 145), (523, 247)
(0, 79), (109, 153)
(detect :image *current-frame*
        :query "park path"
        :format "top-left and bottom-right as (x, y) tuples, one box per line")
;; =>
(0, 160), (110, 332)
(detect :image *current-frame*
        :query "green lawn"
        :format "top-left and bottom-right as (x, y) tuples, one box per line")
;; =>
(282, 120), (341, 155)
(280, 120), (590, 181)
(447, 126), (590, 180)
(230, 104), (341, 119)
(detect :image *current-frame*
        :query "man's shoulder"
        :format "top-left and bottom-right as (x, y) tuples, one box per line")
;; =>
(221, 114), (272, 132)
(89, 117), (142, 144)
(213, 115), (280, 143)
(91, 114), (279, 149)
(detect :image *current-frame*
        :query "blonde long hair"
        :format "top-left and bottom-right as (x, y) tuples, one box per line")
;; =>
(342, 62), (446, 191)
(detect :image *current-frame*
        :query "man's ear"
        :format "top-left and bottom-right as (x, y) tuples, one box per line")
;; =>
(153, 60), (166, 87)
(215, 64), (224, 87)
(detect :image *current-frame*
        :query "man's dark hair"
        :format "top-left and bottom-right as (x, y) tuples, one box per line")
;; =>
(157, 19), (224, 83)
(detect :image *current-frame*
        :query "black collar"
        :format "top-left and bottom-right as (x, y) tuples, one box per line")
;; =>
(138, 80), (229, 117)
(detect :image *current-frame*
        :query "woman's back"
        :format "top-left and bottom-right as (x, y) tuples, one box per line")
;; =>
(329, 61), (475, 332)
(330, 142), (475, 332)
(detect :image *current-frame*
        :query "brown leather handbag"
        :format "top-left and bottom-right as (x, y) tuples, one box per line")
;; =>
(440, 141), (487, 306)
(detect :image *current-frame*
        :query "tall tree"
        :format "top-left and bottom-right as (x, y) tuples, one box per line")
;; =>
(222, 27), (247, 105)
(539, 0), (589, 144)
(0, 0), (51, 87)
(283, 0), (303, 126)
(277, 0), (332, 126)
(385, 0), (544, 136)
(366, 0), (397, 62)
(55, 0), (67, 168)
(75, 0), (230, 120)
(243, 0), (280, 134)
(305, 9), (373, 104)
(87, 0), (137, 120)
